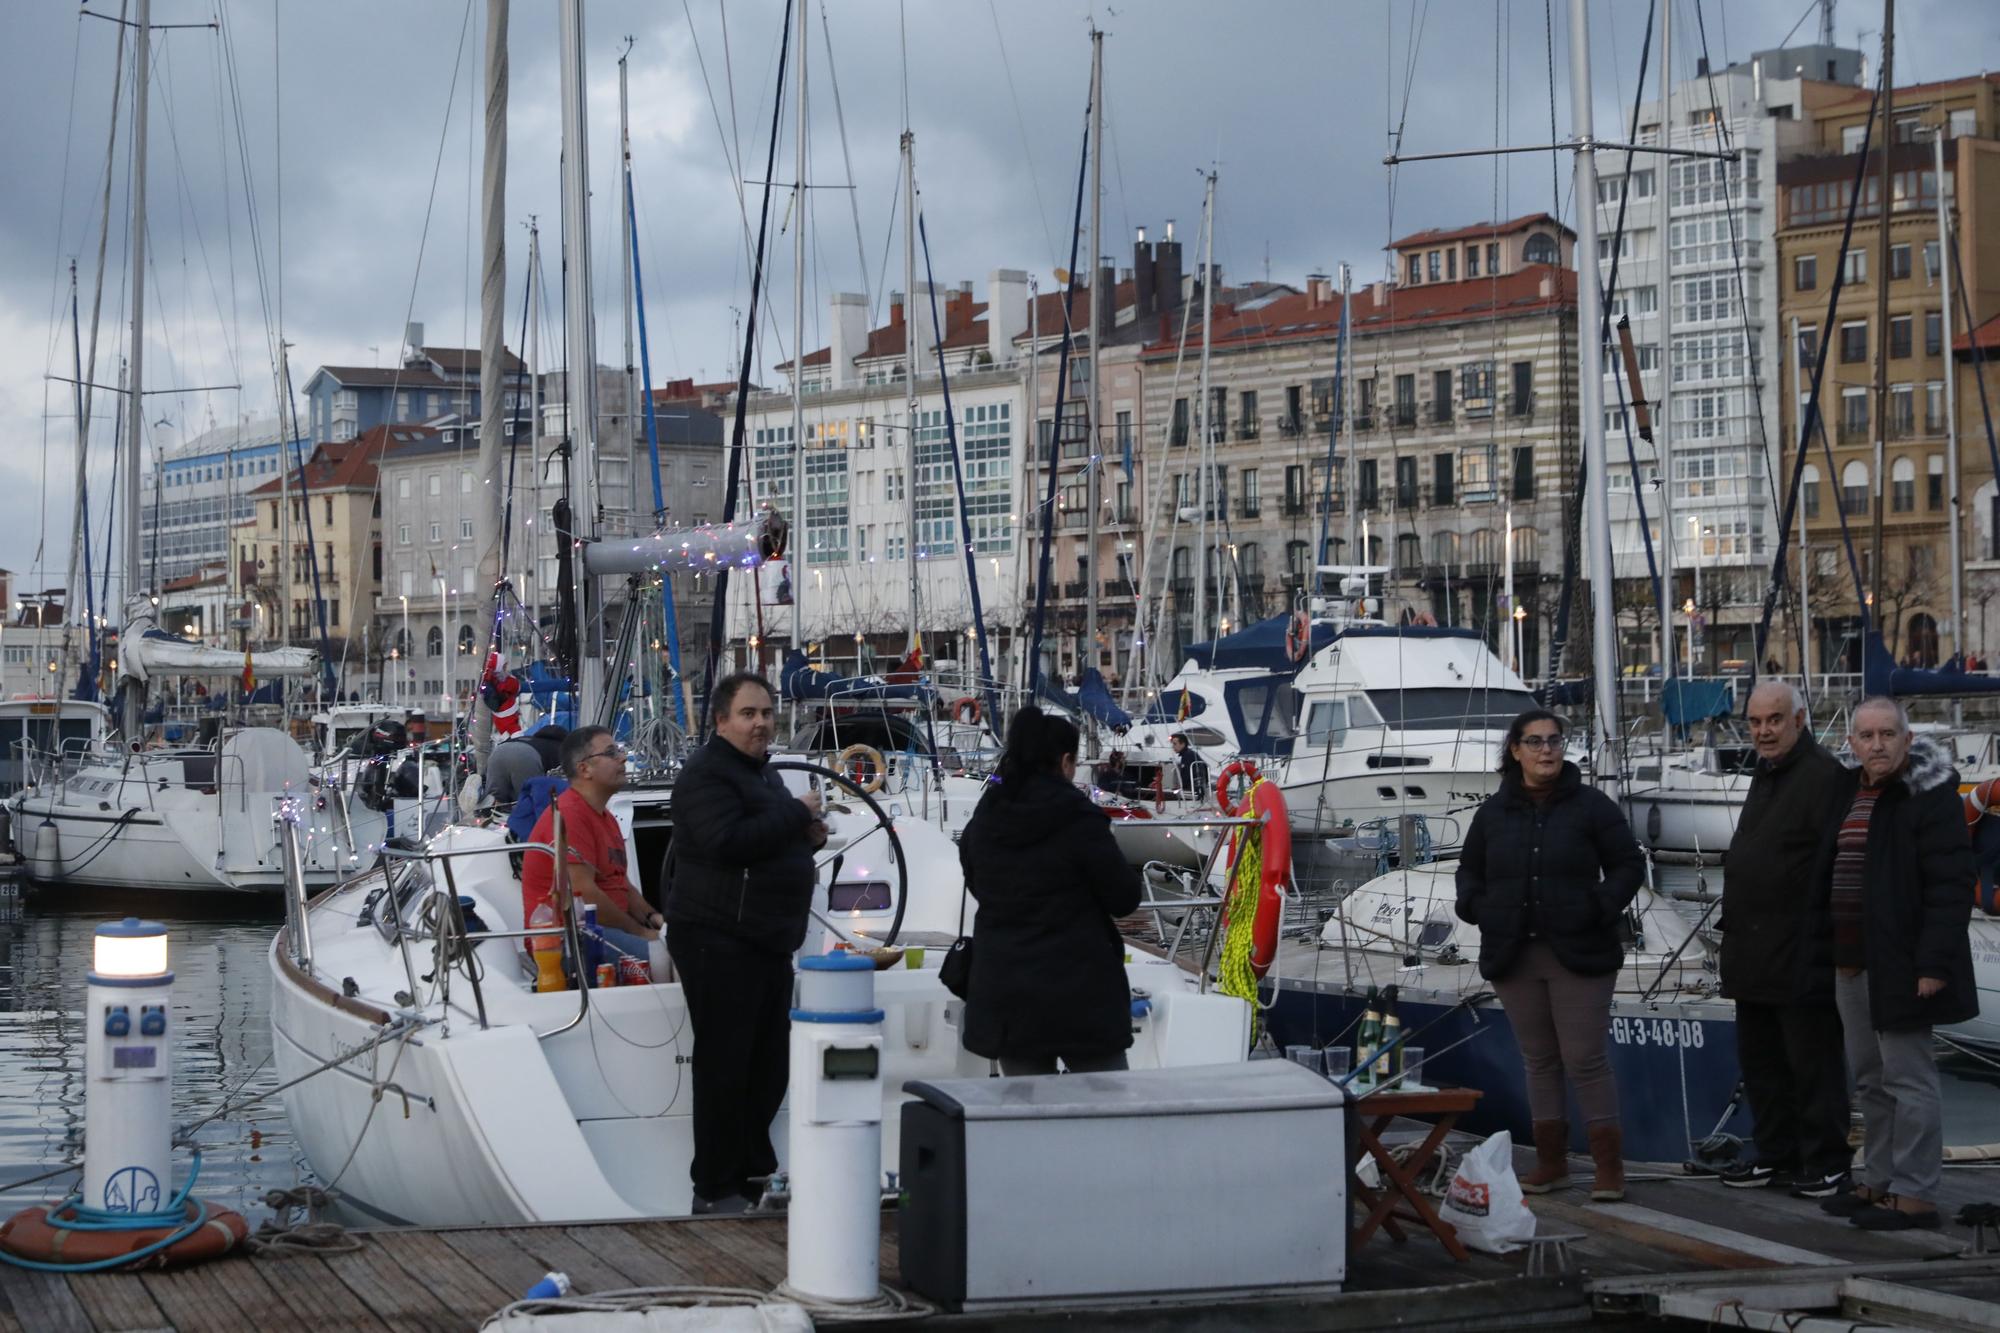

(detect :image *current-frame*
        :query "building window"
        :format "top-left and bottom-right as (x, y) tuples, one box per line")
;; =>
(1284, 464), (1305, 516)
(1357, 459), (1379, 510)
(1797, 325), (1819, 369)
(1839, 322), (1867, 364)
(397, 523), (411, 545)
(398, 477), (411, 499)
(1948, 108), (1978, 139)
(1889, 315), (1912, 359)
(1466, 246), (1479, 278)
(1927, 382), (1946, 434)
(1427, 251), (1440, 282)
(1170, 398), (1189, 446)
(1241, 467), (1260, 517)
(1512, 446), (1535, 501)
(1843, 249), (1867, 284)
(1430, 369), (1454, 424)
(426, 625), (443, 657)
(1394, 374), (1417, 427)
(428, 521), (441, 542)
(1433, 453), (1455, 506)
(460, 517), (473, 539)
(1462, 362), (1494, 415)
(1485, 242), (1499, 273)
(1890, 384), (1916, 438)
(1928, 455), (1945, 510)
(1794, 254), (1817, 292)
(458, 624), (476, 655)
(1889, 243), (1912, 281)
(1523, 233), (1558, 265)
(1238, 389), (1259, 438)
(1841, 389), (1869, 441)
(1511, 361), (1534, 416)
(1924, 311), (1942, 357)
(1445, 248), (1457, 281)
(1841, 460), (1870, 515)
(1891, 457), (1916, 512)
(1406, 254), (1422, 285)
(1802, 464), (1822, 519)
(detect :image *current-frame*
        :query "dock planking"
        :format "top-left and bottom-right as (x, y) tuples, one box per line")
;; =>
(7, 1159), (1995, 1332)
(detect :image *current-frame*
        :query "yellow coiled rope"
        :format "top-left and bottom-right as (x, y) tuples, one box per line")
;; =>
(1218, 778), (1267, 1043)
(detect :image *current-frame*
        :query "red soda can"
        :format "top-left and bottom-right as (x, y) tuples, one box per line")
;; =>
(594, 963), (617, 989)
(618, 957), (651, 986)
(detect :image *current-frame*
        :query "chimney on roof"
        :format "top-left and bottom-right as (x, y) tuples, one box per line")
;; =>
(829, 292), (869, 389)
(911, 282), (945, 362)
(890, 292), (904, 327)
(1134, 227), (1156, 324)
(404, 321), (424, 355)
(988, 270), (1029, 365)
(947, 283), (976, 331)
(1369, 279), (1389, 306)
(1096, 262), (1116, 341)
(1154, 228), (1184, 315)
(1306, 272), (1332, 308)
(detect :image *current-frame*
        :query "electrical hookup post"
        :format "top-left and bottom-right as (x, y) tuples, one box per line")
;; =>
(86, 918), (174, 1215)
(785, 952), (886, 1304)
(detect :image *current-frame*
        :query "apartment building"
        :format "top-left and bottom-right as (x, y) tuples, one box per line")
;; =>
(1137, 214), (1579, 675)
(1779, 71), (2000, 669)
(300, 325), (527, 445)
(139, 418), (308, 588)
(1594, 43), (1859, 672)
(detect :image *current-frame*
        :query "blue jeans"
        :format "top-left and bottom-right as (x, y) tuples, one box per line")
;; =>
(585, 923), (654, 967)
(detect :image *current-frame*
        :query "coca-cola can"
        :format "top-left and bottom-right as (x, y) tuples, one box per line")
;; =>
(618, 957), (651, 986)
(594, 963), (617, 989)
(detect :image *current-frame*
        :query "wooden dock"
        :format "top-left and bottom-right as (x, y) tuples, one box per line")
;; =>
(3, 1153), (1996, 1331)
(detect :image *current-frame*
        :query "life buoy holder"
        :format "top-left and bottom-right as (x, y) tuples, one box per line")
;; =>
(951, 696), (982, 725)
(835, 743), (887, 794)
(1216, 759), (1260, 815)
(1285, 611), (1311, 663)
(1218, 774), (1292, 980)
(0, 1200), (248, 1270)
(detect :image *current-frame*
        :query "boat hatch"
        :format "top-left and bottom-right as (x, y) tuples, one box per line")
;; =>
(1415, 908), (1456, 950)
(829, 879), (893, 912)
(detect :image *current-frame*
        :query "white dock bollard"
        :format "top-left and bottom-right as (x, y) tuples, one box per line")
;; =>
(84, 918), (174, 1215)
(786, 951), (884, 1303)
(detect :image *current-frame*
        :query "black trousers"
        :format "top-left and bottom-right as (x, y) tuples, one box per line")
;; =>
(668, 921), (793, 1203)
(1735, 998), (1851, 1177)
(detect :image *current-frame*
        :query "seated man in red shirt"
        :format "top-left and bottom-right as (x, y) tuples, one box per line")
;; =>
(521, 725), (662, 963)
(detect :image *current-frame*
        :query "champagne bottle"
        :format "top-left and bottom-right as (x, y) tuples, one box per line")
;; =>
(1376, 985), (1403, 1083)
(1354, 986), (1382, 1085)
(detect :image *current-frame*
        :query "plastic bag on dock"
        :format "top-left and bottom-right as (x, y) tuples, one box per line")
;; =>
(1438, 1130), (1536, 1254)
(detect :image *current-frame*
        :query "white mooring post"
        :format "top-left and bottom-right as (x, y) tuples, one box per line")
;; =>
(786, 951), (885, 1303)
(84, 918), (173, 1214)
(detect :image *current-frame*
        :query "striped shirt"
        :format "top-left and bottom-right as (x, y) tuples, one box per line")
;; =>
(1830, 784), (1882, 969)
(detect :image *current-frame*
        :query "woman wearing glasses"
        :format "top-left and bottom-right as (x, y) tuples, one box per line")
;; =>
(1455, 708), (1644, 1202)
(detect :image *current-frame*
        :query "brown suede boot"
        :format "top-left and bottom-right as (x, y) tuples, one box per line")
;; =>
(1520, 1120), (1572, 1194)
(1587, 1122), (1626, 1201)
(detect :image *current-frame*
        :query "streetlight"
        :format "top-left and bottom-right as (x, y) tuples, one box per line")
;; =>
(399, 594), (410, 707)
(1513, 603), (1528, 681)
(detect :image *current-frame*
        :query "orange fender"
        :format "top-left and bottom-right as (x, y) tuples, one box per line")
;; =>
(1221, 776), (1292, 978)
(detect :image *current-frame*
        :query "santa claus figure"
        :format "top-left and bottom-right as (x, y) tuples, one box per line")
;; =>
(480, 650), (522, 736)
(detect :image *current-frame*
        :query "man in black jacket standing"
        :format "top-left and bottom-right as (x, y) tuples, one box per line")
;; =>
(667, 672), (825, 1214)
(1817, 697), (1977, 1230)
(1717, 682), (1851, 1196)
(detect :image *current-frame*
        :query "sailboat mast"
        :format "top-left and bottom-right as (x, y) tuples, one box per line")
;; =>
(1564, 0), (1622, 776)
(619, 43), (636, 495)
(526, 218), (542, 630)
(557, 0), (604, 714)
(123, 0), (150, 647)
(1193, 171), (1215, 647)
(1656, 0), (1677, 677)
(472, 0), (508, 769)
(790, 0), (808, 656)
(903, 130), (919, 656)
(1084, 27), (1104, 702)
(1790, 315), (1815, 679)
(1934, 125), (1963, 686)
(1869, 0), (1894, 618)
(1340, 262), (1357, 565)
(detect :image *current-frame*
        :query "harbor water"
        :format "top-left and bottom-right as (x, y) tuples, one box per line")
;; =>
(0, 867), (1993, 1229)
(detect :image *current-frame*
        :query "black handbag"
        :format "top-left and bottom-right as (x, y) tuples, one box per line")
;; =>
(939, 864), (974, 998)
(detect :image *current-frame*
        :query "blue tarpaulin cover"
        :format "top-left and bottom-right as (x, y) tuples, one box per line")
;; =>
(1184, 613), (1338, 673)
(1662, 678), (1734, 729)
(781, 650), (933, 704)
(1076, 668), (1131, 731)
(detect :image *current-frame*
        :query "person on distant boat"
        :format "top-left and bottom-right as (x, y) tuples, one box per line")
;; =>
(1455, 708), (1644, 1202)
(481, 722), (567, 809)
(1170, 732), (1207, 797)
(1715, 681), (1851, 1198)
(667, 672), (826, 1215)
(958, 706), (1142, 1076)
(1814, 697), (1976, 1232)
(521, 725), (661, 964)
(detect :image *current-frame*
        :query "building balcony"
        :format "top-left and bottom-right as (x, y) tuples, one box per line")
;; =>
(1391, 404), (1418, 428)
(1836, 418), (1870, 445)
(1281, 498), (1308, 518)
(1511, 392), (1536, 418)
(1353, 412), (1377, 431)
(1235, 423), (1260, 441)
(1239, 498), (1262, 519)
(1887, 416), (1918, 441)
(1430, 405), (1454, 425)
(1062, 581), (1088, 599)
(1277, 415), (1302, 437)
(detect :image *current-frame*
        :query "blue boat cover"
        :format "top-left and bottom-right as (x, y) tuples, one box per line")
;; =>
(1862, 630), (2000, 698)
(1662, 679), (1734, 729)
(780, 650), (933, 704)
(1076, 668), (1131, 731)
(1140, 687), (1210, 723)
(1185, 615), (1481, 672)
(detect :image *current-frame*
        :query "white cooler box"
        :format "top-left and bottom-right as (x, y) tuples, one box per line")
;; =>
(898, 1059), (1345, 1311)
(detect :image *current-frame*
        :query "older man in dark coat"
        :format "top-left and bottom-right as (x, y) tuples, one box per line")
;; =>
(1716, 682), (1851, 1196)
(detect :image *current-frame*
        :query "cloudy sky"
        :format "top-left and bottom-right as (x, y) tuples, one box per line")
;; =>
(1, 0), (1990, 600)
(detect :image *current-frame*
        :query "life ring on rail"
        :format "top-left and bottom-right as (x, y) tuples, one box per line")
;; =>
(1216, 759), (1260, 814)
(0, 1200), (248, 1270)
(1962, 778), (2000, 915)
(1284, 610), (1311, 663)
(951, 696), (982, 725)
(835, 743), (887, 793)
(1218, 774), (1292, 979)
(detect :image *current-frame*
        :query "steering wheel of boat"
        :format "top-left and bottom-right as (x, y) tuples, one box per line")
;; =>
(767, 759), (910, 949)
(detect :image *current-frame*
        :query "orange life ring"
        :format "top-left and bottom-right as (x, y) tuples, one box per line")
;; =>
(1285, 611), (1311, 663)
(951, 696), (981, 725)
(0, 1200), (248, 1270)
(1216, 759), (1260, 814)
(1965, 778), (2000, 825)
(1219, 775), (1292, 978)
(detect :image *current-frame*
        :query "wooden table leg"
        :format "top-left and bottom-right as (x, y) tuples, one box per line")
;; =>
(1351, 1113), (1471, 1261)
(1352, 1115), (1411, 1246)
(1388, 1115), (1471, 1262)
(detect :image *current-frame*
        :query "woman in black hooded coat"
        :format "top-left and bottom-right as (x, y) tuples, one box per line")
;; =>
(958, 706), (1143, 1074)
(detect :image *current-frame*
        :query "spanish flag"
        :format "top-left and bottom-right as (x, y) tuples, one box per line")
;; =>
(242, 649), (256, 696)
(1176, 686), (1191, 721)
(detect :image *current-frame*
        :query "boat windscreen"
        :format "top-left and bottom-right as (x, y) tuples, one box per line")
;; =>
(1365, 687), (1537, 730)
(1224, 678), (1300, 756)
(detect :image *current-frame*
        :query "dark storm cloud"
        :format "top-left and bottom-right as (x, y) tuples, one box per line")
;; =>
(0, 0), (1990, 587)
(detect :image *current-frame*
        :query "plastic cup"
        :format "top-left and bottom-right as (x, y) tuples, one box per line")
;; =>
(904, 946), (926, 969)
(1322, 1048), (1351, 1081)
(1401, 1046), (1426, 1089)
(1285, 1045), (1323, 1075)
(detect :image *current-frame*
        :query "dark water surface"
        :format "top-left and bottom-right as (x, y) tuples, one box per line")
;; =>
(0, 884), (298, 1222)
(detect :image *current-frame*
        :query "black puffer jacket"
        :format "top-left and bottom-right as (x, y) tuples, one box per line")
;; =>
(1813, 735), (1979, 1031)
(1720, 733), (1849, 1005)
(958, 773), (1143, 1060)
(1454, 763), (1646, 980)
(666, 736), (817, 955)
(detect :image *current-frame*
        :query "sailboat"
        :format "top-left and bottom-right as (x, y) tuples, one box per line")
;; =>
(9, 0), (386, 896)
(268, 3), (1254, 1226)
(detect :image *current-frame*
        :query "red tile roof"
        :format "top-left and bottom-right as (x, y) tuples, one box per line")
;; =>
(1388, 213), (1573, 251)
(1140, 266), (1576, 358)
(244, 424), (437, 496)
(1957, 312), (2000, 355)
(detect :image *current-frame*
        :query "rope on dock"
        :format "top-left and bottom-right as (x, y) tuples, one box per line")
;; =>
(480, 1283), (936, 1329)
(245, 1187), (362, 1256)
